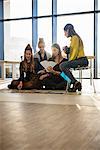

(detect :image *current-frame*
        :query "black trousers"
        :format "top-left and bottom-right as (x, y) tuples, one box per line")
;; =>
(60, 57), (89, 84)
(41, 75), (67, 90)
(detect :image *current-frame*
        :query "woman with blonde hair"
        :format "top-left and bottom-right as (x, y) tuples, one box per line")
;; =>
(34, 38), (51, 62)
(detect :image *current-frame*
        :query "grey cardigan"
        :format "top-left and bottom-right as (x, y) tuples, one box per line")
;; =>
(34, 51), (51, 62)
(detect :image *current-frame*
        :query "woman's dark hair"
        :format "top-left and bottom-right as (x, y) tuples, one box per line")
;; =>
(22, 44), (35, 72)
(64, 23), (80, 38)
(25, 44), (32, 53)
(64, 24), (84, 52)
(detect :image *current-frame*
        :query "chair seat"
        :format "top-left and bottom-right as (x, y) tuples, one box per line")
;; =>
(71, 66), (91, 71)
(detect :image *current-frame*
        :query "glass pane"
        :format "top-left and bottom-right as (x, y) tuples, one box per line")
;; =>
(37, 18), (52, 54)
(4, 0), (32, 19)
(4, 19), (32, 61)
(5, 64), (20, 79)
(5, 64), (12, 78)
(97, 13), (100, 77)
(98, 0), (100, 10)
(57, 14), (94, 78)
(38, 0), (52, 16)
(57, 0), (94, 14)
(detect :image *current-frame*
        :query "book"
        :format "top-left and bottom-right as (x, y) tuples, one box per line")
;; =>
(40, 60), (57, 71)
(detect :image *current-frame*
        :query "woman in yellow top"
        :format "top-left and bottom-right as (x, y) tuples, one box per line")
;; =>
(60, 24), (88, 92)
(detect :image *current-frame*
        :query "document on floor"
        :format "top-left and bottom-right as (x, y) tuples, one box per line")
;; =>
(40, 60), (57, 71)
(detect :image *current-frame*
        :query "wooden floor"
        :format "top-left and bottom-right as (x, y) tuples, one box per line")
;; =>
(0, 102), (100, 150)
(0, 80), (100, 150)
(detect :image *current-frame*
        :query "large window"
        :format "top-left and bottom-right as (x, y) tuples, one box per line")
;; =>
(1, 0), (100, 78)
(4, 19), (32, 61)
(4, 0), (32, 19)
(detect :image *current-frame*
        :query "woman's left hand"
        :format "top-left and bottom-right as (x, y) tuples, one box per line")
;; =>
(47, 66), (60, 75)
(38, 69), (46, 74)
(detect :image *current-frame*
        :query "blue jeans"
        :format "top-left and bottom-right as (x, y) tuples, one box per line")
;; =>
(60, 57), (88, 84)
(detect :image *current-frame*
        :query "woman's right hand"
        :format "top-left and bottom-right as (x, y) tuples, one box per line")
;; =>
(47, 66), (54, 73)
(39, 74), (49, 80)
(17, 81), (23, 90)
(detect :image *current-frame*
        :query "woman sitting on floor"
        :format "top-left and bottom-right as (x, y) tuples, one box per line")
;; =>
(8, 44), (42, 90)
(39, 43), (67, 90)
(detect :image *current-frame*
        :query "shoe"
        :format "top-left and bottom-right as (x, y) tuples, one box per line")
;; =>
(74, 81), (82, 92)
(8, 84), (12, 89)
(68, 87), (76, 92)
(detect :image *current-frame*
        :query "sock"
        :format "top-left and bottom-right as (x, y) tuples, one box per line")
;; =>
(60, 72), (71, 84)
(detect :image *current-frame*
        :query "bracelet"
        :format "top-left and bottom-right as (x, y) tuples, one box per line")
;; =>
(47, 73), (50, 77)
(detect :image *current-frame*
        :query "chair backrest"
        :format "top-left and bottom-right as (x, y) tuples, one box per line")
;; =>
(87, 56), (95, 69)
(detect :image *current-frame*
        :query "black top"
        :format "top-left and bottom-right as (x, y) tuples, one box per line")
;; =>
(19, 58), (42, 81)
(38, 51), (47, 61)
(48, 58), (68, 83)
